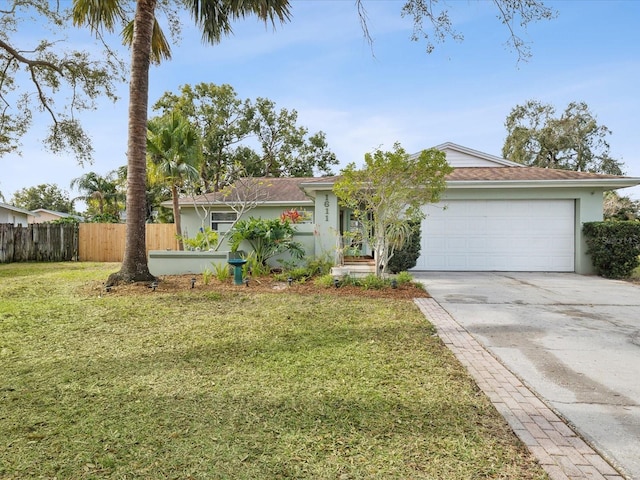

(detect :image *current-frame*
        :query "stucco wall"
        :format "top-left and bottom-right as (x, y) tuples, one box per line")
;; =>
(176, 184), (610, 274)
(179, 203), (318, 266)
(28, 212), (58, 223)
(312, 191), (340, 260)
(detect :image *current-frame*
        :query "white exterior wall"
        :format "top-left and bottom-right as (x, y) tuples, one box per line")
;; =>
(0, 208), (29, 226)
(437, 145), (519, 167)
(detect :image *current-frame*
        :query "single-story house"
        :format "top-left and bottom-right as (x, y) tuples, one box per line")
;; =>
(0, 202), (35, 226)
(167, 142), (640, 274)
(28, 209), (82, 224)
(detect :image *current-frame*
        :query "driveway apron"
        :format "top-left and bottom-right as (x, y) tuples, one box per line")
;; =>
(414, 272), (640, 480)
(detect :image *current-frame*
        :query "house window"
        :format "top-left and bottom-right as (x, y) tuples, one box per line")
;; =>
(211, 211), (237, 231)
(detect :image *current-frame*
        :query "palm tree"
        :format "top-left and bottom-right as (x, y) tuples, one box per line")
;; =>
(147, 112), (201, 250)
(72, 0), (291, 284)
(71, 171), (123, 220)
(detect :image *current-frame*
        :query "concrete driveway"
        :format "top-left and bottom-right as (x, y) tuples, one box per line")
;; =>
(414, 272), (640, 480)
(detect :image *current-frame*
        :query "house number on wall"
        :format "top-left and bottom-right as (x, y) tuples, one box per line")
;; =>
(324, 195), (330, 221)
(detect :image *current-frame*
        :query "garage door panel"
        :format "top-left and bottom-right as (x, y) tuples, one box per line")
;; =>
(416, 199), (575, 272)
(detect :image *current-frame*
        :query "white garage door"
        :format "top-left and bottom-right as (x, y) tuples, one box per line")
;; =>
(414, 199), (575, 271)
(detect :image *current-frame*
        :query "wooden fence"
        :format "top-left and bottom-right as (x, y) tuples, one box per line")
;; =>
(0, 223), (178, 263)
(0, 223), (79, 263)
(78, 223), (178, 262)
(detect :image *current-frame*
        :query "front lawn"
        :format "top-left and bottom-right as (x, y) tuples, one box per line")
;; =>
(0, 262), (547, 479)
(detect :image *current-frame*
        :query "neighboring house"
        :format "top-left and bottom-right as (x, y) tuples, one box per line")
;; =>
(171, 142), (640, 274)
(28, 209), (82, 224)
(0, 202), (35, 226)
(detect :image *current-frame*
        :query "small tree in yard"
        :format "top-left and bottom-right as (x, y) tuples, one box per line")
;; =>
(334, 143), (452, 278)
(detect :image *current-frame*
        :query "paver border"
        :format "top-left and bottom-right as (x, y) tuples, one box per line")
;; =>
(414, 297), (627, 480)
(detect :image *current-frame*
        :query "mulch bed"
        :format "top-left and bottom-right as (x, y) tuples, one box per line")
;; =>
(94, 274), (430, 300)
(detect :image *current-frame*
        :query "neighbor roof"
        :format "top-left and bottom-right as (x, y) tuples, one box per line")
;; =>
(175, 177), (316, 206)
(0, 202), (35, 216)
(31, 208), (81, 219)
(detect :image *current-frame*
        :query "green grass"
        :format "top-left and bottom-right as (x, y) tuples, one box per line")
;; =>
(0, 262), (547, 479)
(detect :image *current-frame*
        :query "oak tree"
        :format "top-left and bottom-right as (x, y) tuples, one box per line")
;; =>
(503, 100), (624, 175)
(0, 1), (124, 161)
(11, 183), (75, 213)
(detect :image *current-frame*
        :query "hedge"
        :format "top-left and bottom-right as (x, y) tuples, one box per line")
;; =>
(582, 221), (640, 278)
(387, 222), (421, 274)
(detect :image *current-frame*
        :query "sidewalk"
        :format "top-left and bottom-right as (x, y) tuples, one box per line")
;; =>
(414, 298), (626, 480)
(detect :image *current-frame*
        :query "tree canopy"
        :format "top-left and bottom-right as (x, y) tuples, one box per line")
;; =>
(0, 0), (124, 161)
(603, 191), (639, 221)
(502, 100), (625, 175)
(11, 183), (75, 213)
(334, 143), (452, 277)
(153, 83), (338, 191)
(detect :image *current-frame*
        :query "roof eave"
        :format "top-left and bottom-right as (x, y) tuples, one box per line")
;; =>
(299, 181), (336, 190)
(431, 142), (524, 167)
(176, 200), (314, 207)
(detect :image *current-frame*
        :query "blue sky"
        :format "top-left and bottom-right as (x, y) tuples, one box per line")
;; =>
(3, 0), (640, 207)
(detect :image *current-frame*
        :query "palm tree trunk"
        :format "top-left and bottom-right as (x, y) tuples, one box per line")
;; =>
(172, 184), (184, 251)
(108, 0), (157, 285)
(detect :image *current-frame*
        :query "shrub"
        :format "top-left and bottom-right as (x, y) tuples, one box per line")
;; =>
(387, 222), (421, 274)
(229, 217), (305, 266)
(202, 268), (213, 285)
(183, 227), (218, 251)
(314, 274), (335, 288)
(583, 221), (640, 278)
(212, 263), (231, 282)
(273, 267), (309, 283)
(360, 274), (387, 290)
(305, 255), (334, 276)
(88, 213), (120, 223)
(395, 271), (414, 285)
(50, 216), (80, 225)
(242, 252), (271, 278)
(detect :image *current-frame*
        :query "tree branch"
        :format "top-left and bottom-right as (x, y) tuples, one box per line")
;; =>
(0, 38), (63, 74)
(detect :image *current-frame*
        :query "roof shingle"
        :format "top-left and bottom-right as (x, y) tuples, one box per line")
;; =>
(447, 167), (624, 181)
(180, 168), (634, 205)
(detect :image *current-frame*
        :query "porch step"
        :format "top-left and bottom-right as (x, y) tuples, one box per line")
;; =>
(343, 255), (374, 264)
(331, 264), (376, 278)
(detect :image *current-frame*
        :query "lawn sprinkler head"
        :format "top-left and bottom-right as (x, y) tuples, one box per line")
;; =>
(191, 277), (196, 289)
(333, 278), (340, 288)
(244, 278), (249, 287)
(105, 285), (112, 293)
(391, 279), (398, 289)
(287, 276), (293, 287)
(150, 281), (158, 291)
